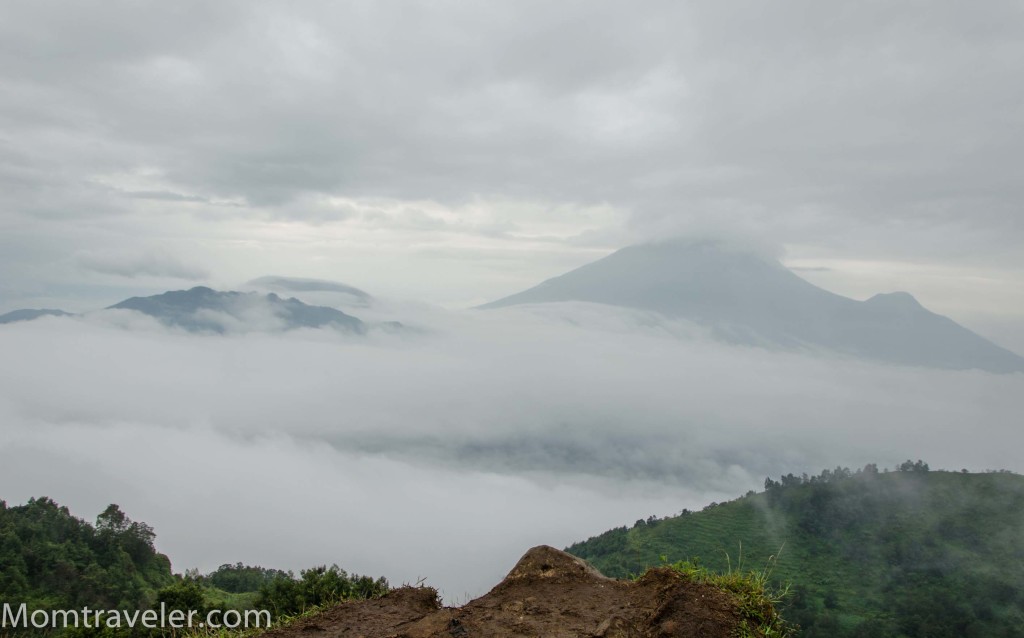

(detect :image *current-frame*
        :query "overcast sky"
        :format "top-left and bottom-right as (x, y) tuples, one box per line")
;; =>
(2, 0), (1024, 600)
(1, 1), (1023, 345)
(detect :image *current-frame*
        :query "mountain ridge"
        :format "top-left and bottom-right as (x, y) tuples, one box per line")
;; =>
(0, 308), (74, 324)
(108, 286), (366, 334)
(481, 239), (1024, 373)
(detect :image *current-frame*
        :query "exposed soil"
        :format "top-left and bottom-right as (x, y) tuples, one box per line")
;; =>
(263, 545), (760, 638)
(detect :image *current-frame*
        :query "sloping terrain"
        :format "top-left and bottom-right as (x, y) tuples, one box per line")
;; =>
(481, 239), (1024, 373)
(263, 546), (781, 638)
(568, 468), (1024, 637)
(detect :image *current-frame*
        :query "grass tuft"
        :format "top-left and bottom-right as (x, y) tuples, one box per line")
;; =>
(656, 547), (794, 638)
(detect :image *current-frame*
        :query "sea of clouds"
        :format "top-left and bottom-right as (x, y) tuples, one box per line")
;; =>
(1, 302), (1020, 600)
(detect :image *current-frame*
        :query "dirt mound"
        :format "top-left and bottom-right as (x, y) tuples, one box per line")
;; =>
(263, 545), (763, 638)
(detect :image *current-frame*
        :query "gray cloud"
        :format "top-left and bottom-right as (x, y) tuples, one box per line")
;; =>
(124, 190), (209, 203)
(2, 1), (1023, 323)
(77, 250), (208, 280)
(2, 2), (1022, 237)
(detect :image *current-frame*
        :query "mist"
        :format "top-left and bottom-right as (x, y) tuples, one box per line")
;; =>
(1, 302), (1020, 599)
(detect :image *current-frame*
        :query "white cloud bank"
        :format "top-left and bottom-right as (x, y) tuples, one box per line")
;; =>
(0, 305), (1021, 599)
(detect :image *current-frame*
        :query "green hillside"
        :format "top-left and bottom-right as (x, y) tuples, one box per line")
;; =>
(0, 498), (388, 636)
(0, 498), (174, 612)
(567, 464), (1024, 638)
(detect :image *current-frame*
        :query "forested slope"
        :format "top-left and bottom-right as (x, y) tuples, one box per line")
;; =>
(567, 465), (1024, 637)
(0, 498), (173, 611)
(0, 498), (388, 636)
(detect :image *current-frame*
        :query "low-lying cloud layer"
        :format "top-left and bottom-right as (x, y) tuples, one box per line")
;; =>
(1, 305), (1020, 598)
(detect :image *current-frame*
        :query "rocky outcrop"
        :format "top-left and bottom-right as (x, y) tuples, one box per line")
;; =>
(262, 545), (771, 638)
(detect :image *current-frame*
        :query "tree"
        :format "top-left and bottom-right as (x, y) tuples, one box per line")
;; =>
(157, 577), (208, 616)
(96, 504), (130, 534)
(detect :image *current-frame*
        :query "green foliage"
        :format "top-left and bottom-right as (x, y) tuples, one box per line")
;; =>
(658, 552), (794, 638)
(156, 577), (209, 617)
(0, 498), (390, 637)
(253, 565), (388, 618)
(0, 498), (173, 614)
(568, 466), (1024, 638)
(202, 564), (289, 595)
(181, 597), (345, 638)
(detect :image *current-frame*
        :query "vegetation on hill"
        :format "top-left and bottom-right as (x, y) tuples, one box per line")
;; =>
(251, 565), (389, 619)
(8, 466), (1024, 638)
(567, 463), (1024, 638)
(204, 564), (291, 595)
(0, 498), (388, 636)
(0, 498), (173, 612)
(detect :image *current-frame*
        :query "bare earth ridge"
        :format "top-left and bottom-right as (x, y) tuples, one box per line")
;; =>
(262, 546), (758, 638)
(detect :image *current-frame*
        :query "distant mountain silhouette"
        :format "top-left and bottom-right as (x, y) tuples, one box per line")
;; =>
(108, 286), (365, 334)
(481, 239), (1024, 373)
(0, 308), (73, 324)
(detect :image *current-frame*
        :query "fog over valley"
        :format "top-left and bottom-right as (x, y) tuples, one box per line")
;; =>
(1, 287), (1020, 598)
